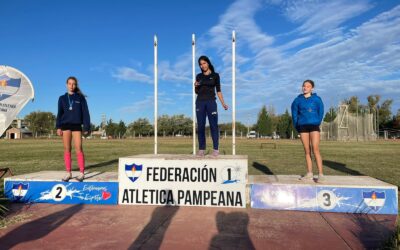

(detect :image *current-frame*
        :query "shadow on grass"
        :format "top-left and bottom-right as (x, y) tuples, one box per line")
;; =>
(86, 159), (118, 170)
(323, 160), (363, 176)
(209, 211), (255, 250)
(0, 204), (83, 248)
(252, 162), (274, 175)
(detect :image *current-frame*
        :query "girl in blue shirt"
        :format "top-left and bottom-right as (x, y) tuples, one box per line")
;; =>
(56, 76), (91, 182)
(291, 80), (325, 182)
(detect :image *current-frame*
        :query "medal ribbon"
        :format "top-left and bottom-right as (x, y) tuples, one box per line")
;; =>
(67, 94), (74, 110)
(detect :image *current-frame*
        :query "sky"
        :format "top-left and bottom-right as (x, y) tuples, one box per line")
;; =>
(1, 0), (400, 126)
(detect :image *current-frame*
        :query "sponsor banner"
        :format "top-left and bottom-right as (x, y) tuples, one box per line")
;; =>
(251, 184), (398, 214)
(0, 65), (35, 136)
(118, 157), (248, 208)
(4, 181), (118, 205)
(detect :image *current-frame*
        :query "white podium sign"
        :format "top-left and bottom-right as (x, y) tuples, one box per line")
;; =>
(118, 154), (248, 208)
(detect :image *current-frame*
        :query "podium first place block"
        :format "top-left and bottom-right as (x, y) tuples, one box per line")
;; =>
(249, 175), (398, 215)
(4, 171), (118, 205)
(118, 154), (248, 208)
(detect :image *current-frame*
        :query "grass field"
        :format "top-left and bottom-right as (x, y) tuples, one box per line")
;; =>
(1, 137), (399, 188)
(1, 138), (399, 246)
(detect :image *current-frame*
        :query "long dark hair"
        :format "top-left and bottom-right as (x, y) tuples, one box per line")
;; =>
(198, 55), (215, 73)
(66, 76), (85, 96)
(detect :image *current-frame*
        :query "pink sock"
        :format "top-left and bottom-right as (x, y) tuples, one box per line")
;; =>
(64, 152), (72, 172)
(77, 152), (85, 173)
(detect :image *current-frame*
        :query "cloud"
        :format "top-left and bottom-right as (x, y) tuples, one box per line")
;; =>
(112, 0), (400, 123)
(283, 0), (372, 35)
(112, 67), (152, 84)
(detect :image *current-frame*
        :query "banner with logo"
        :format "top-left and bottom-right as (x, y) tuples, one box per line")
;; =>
(251, 184), (398, 214)
(0, 65), (35, 136)
(4, 180), (118, 205)
(118, 155), (248, 208)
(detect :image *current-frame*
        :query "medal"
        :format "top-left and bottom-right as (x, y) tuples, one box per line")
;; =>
(67, 93), (74, 111)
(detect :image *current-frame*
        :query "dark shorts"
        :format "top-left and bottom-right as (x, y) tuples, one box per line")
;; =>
(61, 124), (82, 131)
(298, 125), (320, 133)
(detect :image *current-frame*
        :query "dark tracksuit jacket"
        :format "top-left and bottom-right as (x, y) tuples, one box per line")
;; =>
(56, 92), (91, 132)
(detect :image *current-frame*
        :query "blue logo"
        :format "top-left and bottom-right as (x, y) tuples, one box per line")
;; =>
(221, 166), (240, 184)
(363, 191), (385, 211)
(12, 183), (29, 199)
(0, 75), (21, 101)
(125, 163), (143, 183)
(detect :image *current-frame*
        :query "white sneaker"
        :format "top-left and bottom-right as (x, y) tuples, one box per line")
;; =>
(212, 150), (219, 157)
(197, 150), (205, 157)
(76, 172), (85, 182)
(317, 174), (326, 183)
(62, 172), (72, 182)
(300, 172), (314, 181)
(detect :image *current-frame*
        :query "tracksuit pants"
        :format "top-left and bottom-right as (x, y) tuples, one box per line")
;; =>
(196, 100), (219, 150)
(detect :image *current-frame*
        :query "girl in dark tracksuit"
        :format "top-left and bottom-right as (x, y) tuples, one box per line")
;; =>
(56, 76), (91, 182)
(195, 56), (228, 157)
(291, 79), (325, 182)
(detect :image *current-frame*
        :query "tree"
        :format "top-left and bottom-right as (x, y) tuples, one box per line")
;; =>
(117, 120), (127, 138)
(158, 115), (172, 136)
(171, 114), (192, 136)
(256, 105), (273, 136)
(378, 99), (393, 128)
(105, 119), (117, 138)
(276, 110), (291, 139)
(393, 109), (400, 129)
(25, 111), (56, 137)
(324, 107), (337, 122)
(129, 118), (153, 137)
(90, 123), (97, 132)
(157, 115), (192, 136)
(367, 95), (380, 112)
(219, 122), (247, 136)
(343, 96), (359, 113)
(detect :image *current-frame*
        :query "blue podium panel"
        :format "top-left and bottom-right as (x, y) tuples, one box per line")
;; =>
(249, 175), (398, 215)
(4, 171), (118, 205)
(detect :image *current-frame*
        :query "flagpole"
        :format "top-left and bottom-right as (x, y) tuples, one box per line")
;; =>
(232, 30), (236, 155)
(154, 35), (158, 155)
(192, 34), (196, 155)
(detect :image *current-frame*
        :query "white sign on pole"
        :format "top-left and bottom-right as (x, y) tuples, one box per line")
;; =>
(0, 66), (35, 136)
(119, 154), (248, 208)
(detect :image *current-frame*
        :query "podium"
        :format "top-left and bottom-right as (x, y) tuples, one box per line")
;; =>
(249, 175), (398, 215)
(3, 159), (398, 214)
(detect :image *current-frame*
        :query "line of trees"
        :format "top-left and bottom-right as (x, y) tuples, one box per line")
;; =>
(11, 93), (399, 139)
(253, 105), (296, 139)
(103, 115), (249, 138)
(24, 111), (56, 137)
(340, 95), (397, 129)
